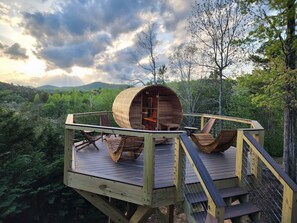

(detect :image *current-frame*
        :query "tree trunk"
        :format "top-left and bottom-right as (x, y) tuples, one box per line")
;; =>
(283, 108), (296, 181)
(283, 0), (296, 182)
(218, 69), (223, 130)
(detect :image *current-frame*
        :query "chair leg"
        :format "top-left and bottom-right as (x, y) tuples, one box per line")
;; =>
(91, 142), (100, 150)
(76, 140), (90, 151)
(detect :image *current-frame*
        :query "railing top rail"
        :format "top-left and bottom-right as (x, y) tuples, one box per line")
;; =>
(73, 111), (112, 117)
(184, 113), (264, 131)
(244, 132), (297, 192)
(66, 122), (184, 138)
(184, 113), (255, 125)
(180, 134), (226, 208)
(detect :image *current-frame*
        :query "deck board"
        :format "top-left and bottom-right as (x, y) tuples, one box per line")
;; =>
(72, 139), (236, 189)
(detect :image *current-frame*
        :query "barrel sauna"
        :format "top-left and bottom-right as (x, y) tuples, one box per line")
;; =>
(112, 85), (183, 130)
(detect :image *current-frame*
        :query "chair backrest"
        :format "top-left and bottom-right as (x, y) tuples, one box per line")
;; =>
(201, 118), (216, 133)
(213, 130), (237, 152)
(80, 130), (92, 141)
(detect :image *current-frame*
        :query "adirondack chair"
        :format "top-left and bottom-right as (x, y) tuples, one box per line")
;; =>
(201, 118), (216, 133)
(104, 136), (144, 162)
(190, 129), (237, 153)
(76, 130), (101, 151)
(75, 113), (113, 151)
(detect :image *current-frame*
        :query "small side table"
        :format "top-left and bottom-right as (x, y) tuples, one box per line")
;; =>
(160, 122), (180, 130)
(184, 126), (198, 136)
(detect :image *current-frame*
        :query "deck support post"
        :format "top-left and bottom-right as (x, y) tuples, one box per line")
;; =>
(282, 185), (297, 223)
(165, 205), (174, 223)
(251, 130), (264, 183)
(174, 137), (185, 202)
(235, 130), (246, 187)
(143, 133), (155, 205)
(75, 189), (129, 223)
(64, 125), (74, 185)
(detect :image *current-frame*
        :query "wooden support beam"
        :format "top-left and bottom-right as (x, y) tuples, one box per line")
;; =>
(174, 138), (185, 202)
(75, 189), (129, 223)
(251, 131), (264, 181)
(143, 133), (155, 205)
(235, 130), (245, 187)
(129, 206), (154, 223)
(64, 127), (74, 185)
(165, 205), (174, 223)
(67, 172), (144, 205)
(282, 185), (297, 223)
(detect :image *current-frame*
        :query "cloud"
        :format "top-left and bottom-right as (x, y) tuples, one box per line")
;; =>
(40, 32), (112, 68)
(22, 0), (158, 70)
(3, 43), (28, 60)
(18, 0), (192, 84)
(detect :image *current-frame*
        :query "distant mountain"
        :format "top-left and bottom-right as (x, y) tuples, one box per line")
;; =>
(37, 81), (130, 92)
(38, 74), (84, 87)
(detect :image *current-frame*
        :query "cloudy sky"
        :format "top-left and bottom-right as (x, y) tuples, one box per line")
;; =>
(0, 0), (193, 87)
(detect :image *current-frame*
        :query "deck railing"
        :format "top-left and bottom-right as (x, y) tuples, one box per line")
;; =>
(64, 111), (183, 206)
(237, 131), (297, 223)
(179, 113), (297, 222)
(177, 134), (226, 222)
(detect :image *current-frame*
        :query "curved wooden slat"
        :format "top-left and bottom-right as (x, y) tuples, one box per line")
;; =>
(190, 130), (237, 153)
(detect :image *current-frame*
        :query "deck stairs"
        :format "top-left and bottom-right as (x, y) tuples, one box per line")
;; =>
(184, 183), (263, 222)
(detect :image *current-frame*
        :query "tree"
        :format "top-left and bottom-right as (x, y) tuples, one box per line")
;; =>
(132, 22), (159, 85)
(189, 0), (248, 124)
(169, 43), (221, 125)
(170, 43), (200, 115)
(240, 0), (296, 181)
(156, 64), (167, 85)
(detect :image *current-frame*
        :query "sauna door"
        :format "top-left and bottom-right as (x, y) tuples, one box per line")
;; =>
(142, 94), (158, 130)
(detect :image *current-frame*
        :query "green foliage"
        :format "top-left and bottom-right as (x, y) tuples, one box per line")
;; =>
(0, 84), (124, 222)
(168, 78), (235, 114)
(40, 88), (122, 118)
(232, 74), (284, 156)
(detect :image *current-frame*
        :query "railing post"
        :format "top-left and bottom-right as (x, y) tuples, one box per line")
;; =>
(282, 185), (297, 223)
(200, 114), (205, 131)
(235, 130), (246, 187)
(64, 128), (75, 185)
(143, 133), (155, 205)
(174, 137), (185, 202)
(251, 130), (264, 181)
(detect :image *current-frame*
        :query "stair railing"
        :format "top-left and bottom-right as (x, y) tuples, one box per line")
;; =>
(177, 134), (226, 222)
(236, 130), (297, 223)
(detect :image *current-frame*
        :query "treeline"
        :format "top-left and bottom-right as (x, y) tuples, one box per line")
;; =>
(0, 78), (283, 222)
(0, 84), (123, 223)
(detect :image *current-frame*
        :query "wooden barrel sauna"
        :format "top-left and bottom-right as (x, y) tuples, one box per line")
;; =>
(112, 85), (183, 130)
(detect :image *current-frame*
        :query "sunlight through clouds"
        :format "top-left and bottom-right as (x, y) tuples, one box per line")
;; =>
(0, 0), (193, 87)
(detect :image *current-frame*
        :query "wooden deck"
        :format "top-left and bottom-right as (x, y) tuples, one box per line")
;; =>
(72, 138), (237, 189)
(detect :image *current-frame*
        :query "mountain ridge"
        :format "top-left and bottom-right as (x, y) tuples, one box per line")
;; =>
(37, 81), (130, 92)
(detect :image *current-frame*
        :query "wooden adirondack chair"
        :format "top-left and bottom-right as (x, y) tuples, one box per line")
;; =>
(201, 118), (216, 133)
(75, 113), (113, 151)
(76, 130), (101, 151)
(104, 136), (144, 162)
(190, 129), (237, 153)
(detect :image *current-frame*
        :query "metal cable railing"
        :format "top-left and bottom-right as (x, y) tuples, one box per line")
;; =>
(180, 134), (225, 222)
(184, 156), (208, 222)
(241, 141), (283, 222)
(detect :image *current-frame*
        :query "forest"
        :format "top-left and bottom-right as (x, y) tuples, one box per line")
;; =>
(0, 75), (283, 222)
